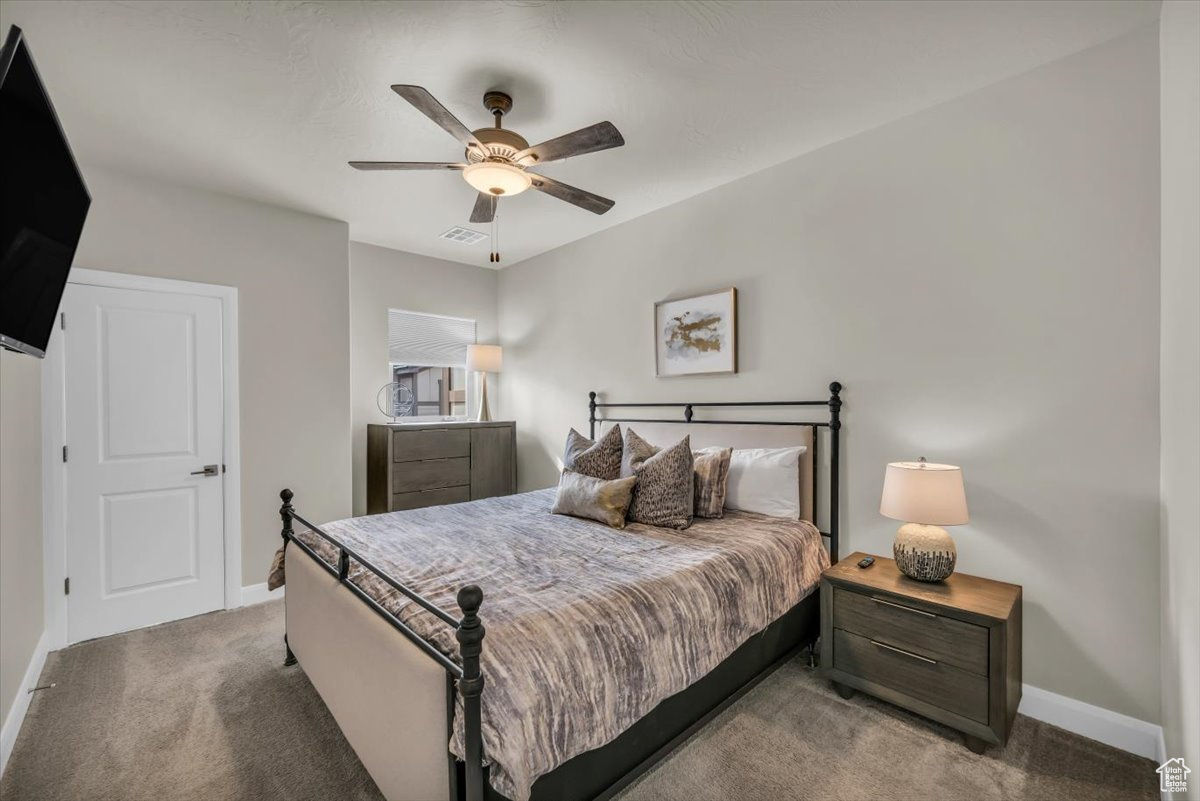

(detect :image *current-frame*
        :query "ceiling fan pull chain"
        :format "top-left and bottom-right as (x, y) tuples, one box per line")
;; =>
(491, 212), (500, 263)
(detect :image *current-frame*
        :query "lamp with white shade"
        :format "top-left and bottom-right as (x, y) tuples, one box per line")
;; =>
(465, 344), (502, 422)
(880, 458), (969, 582)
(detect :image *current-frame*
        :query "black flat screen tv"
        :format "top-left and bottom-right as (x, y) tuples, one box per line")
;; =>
(0, 25), (90, 358)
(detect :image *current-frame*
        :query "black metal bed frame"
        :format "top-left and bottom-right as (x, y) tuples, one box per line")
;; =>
(277, 382), (843, 801)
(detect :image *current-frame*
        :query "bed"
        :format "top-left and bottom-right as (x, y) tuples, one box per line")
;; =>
(276, 385), (844, 801)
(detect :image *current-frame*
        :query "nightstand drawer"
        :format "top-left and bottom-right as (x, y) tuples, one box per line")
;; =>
(833, 629), (989, 723)
(834, 588), (988, 675)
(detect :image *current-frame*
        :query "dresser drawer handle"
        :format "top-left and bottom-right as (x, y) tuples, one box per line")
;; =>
(871, 639), (938, 664)
(871, 597), (936, 618)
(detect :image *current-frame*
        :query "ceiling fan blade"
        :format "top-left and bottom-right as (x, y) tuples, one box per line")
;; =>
(390, 85), (488, 155)
(470, 193), (496, 224)
(528, 174), (615, 215)
(348, 161), (466, 170)
(515, 121), (624, 165)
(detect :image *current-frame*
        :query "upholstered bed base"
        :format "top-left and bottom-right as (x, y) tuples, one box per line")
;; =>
(286, 547), (451, 801)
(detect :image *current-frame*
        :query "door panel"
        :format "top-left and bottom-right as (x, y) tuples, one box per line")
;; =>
(64, 283), (225, 642)
(102, 486), (198, 596)
(469, 426), (514, 500)
(101, 306), (197, 459)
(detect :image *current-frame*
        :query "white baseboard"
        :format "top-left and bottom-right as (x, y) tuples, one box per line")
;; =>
(240, 582), (284, 607)
(1020, 683), (1163, 761)
(0, 630), (50, 777)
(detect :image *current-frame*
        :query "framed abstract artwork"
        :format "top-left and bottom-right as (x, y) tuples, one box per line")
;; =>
(654, 288), (738, 377)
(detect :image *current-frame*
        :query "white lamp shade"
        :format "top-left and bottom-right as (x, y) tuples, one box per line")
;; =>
(465, 344), (503, 373)
(463, 162), (532, 196)
(880, 461), (969, 526)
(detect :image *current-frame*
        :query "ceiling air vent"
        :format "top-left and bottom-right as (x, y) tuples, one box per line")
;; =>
(440, 226), (488, 245)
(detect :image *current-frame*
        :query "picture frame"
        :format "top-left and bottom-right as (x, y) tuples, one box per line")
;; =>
(654, 287), (738, 377)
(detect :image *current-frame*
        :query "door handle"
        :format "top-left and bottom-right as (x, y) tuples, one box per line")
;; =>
(190, 465), (219, 477)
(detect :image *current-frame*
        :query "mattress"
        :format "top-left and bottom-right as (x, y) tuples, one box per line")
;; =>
(287, 488), (828, 801)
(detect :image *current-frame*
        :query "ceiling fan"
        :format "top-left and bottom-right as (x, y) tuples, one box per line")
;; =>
(350, 86), (624, 235)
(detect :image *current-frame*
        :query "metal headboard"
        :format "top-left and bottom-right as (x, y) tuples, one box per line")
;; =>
(588, 382), (843, 563)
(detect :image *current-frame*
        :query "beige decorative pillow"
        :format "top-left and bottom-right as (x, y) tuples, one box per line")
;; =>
(628, 435), (694, 529)
(563, 426), (623, 480)
(693, 447), (733, 519)
(551, 470), (638, 529)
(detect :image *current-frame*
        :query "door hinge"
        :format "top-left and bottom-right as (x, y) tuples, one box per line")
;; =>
(60, 312), (65, 330)
(64, 577), (70, 595)
(62, 445), (68, 463)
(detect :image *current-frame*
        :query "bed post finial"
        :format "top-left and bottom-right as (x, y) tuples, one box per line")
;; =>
(588, 391), (598, 440)
(457, 585), (486, 801)
(827, 383), (842, 564)
(279, 488), (294, 541)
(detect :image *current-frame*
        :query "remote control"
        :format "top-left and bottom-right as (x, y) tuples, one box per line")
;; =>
(857, 556), (875, 569)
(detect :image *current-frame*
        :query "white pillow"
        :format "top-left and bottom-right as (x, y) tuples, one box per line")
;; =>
(719, 446), (805, 519)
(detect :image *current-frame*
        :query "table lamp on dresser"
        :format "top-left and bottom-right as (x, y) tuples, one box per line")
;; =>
(880, 457), (969, 582)
(466, 344), (502, 422)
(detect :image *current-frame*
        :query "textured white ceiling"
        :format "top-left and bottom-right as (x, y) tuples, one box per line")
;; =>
(0, 1), (1158, 267)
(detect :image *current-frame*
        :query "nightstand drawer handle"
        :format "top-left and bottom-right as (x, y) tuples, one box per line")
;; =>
(871, 639), (938, 665)
(871, 597), (936, 618)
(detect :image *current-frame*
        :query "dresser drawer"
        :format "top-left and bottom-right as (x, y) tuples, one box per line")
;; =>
(392, 428), (471, 462)
(834, 588), (989, 675)
(833, 629), (989, 723)
(391, 485), (470, 511)
(392, 457), (470, 493)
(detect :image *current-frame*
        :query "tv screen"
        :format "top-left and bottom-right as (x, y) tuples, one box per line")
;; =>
(0, 25), (90, 358)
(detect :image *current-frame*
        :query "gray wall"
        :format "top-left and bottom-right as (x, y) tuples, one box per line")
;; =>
(1159, 1), (1200, 791)
(349, 241), (499, 517)
(499, 29), (1162, 722)
(0, 351), (44, 726)
(73, 166), (353, 585)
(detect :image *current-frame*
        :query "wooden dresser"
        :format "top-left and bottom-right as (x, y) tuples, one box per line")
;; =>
(820, 552), (1022, 752)
(366, 421), (516, 514)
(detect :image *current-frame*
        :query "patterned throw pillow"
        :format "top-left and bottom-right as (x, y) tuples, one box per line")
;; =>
(563, 425), (623, 480)
(551, 470), (638, 529)
(620, 428), (659, 478)
(693, 447), (733, 519)
(628, 435), (695, 529)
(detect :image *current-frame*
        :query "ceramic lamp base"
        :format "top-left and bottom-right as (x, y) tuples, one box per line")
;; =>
(893, 522), (957, 582)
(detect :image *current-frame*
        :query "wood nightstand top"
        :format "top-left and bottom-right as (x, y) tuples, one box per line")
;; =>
(824, 552), (1021, 623)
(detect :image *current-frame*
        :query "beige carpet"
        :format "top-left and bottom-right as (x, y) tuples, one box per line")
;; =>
(0, 601), (1155, 801)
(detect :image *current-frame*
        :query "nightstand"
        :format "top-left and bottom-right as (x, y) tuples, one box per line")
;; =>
(820, 552), (1022, 752)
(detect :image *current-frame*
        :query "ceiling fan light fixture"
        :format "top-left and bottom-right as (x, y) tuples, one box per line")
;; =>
(463, 161), (531, 196)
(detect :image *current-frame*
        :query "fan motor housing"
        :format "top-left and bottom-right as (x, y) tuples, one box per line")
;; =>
(466, 127), (531, 163)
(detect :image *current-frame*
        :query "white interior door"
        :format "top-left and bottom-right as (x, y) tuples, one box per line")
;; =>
(63, 282), (226, 642)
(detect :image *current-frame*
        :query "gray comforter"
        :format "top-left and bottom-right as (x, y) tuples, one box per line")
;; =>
(285, 489), (828, 801)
